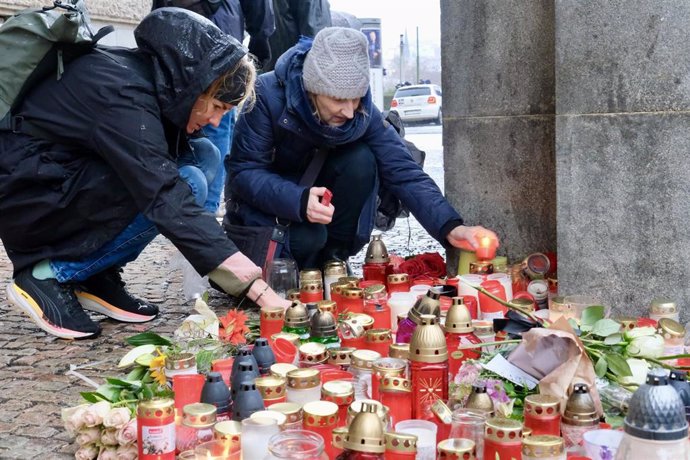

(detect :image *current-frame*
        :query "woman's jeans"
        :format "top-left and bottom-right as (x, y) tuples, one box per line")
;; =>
(50, 138), (220, 283)
(203, 109), (236, 213)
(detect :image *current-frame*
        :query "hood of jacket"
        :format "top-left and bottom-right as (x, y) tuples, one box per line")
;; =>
(135, 7), (247, 129)
(273, 36), (373, 147)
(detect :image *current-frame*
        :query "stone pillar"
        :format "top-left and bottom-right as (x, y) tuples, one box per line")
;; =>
(441, 1), (557, 273)
(556, 1), (690, 320)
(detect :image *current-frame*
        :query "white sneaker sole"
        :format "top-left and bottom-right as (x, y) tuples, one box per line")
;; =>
(76, 291), (157, 323)
(6, 283), (97, 340)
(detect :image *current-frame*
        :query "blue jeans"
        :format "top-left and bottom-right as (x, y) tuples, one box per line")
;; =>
(203, 109), (236, 212)
(50, 138), (220, 283)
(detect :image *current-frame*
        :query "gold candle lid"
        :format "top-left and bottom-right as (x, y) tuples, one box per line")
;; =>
(650, 297), (678, 315)
(322, 380), (355, 404)
(388, 273), (409, 285)
(266, 402), (302, 424)
(182, 403), (216, 428)
(284, 302), (309, 328)
(484, 417), (523, 443)
(287, 288), (301, 301)
(351, 349), (382, 370)
(330, 281), (351, 297)
(522, 435), (565, 458)
(271, 332), (300, 346)
(250, 410), (287, 428)
(347, 399), (389, 422)
(524, 394), (561, 416)
(379, 376), (411, 393)
(616, 316), (637, 331)
(389, 342), (410, 360)
(348, 313), (375, 330)
(343, 287), (364, 299)
(522, 426), (533, 439)
(384, 432), (417, 453)
(363, 284), (387, 300)
(562, 383), (599, 426)
(373, 357), (406, 376)
(409, 315), (449, 363)
(469, 261), (494, 274)
(300, 269), (322, 282)
(286, 368), (321, 389)
(213, 420), (241, 446)
(466, 385), (494, 414)
(328, 347), (356, 366)
(471, 320), (494, 336)
(366, 328), (392, 343)
(137, 398), (174, 418)
(658, 317), (685, 338)
(437, 438), (476, 459)
(408, 292), (441, 325)
(445, 297), (473, 334)
(302, 400), (339, 427)
(324, 260), (347, 276)
(344, 402), (385, 453)
(164, 352), (195, 370)
(260, 306), (285, 321)
(254, 375), (287, 401)
(299, 342), (329, 364)
(300, 280), (323, 292)
(316, 300), (337, 314)
(270, 363), (297, 378)
(339, 276), (361, 287)
(365, 234), (390, 264)
(431, 399), (453, 424)
(332, 427), (348, 449)
(309, 310), (338, 338)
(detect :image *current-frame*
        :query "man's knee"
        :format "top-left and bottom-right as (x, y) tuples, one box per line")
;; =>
(338, 143), (376, 185)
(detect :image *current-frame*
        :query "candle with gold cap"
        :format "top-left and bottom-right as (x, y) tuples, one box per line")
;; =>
(254, 375), (287, 405)
(212, 420), (241, 454)
(483, 417), (523, 460)
(350, 349), (382, 400)
(266, 402), (303, 430)
(137, 398), (176, 460)
(523, 394), (561, 436)
(444, 297), (481, 378)
(328, 346), (356, 370)
(302, 401), (340, 459)
(396, 291), (441, 344)
(365, 328), (393, 357)
(371, 357), (406, 400)
(285, 368), (321, 406)
(379, 375), (412, 426)
(341, 287), (365, 315)
(387, 273), (411, 294)
(260, 306), (285, 340)
(384, 432), (417, 460)
(437, 438), (476, 460)
(300, 269), (324, 303)
(321, 380), (355, 427)
(363, 234), (391, 283)
(282, 302), (310, 341)
(324, 260), (348, 300)
(522, 435), (566, 460)
(561, 383), (599, 449)
(336, 402), (386, 459)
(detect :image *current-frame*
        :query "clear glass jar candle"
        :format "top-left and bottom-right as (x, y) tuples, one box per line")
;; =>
(350, 349), (382, 400)
(265, 429), (328, 460)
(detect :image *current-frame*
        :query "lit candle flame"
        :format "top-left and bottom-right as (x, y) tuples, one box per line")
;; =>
(480, 236), (491, 248)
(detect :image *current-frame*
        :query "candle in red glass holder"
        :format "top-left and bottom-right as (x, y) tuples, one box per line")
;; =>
(137, 398), (176, 460)
(445, 297), (481, 379)
(387, 273), (411, 293)
(478, 279), (507, 320)
(321, 380), (355, 427)
(363, 235), (390, 283)
(210, 358), (234, 386)
(365, 328), (393, 358)
(523, 394), (561, 436)
(409, 315), (449, 424)
(483, 417), (523, 460)
(300, 279), (324, 303)
(260, 306), (285, 340)
(363, 284), (392, 329)
(438, 438), (477, 460)
(302, 401), (340, 460)
(379, 375), (412, 426)
(475, 236), (497, 261)
(383, 432), (417, 459)
(340, 287), (365, 315)
(371, 357), (406, 400)
(330, 281), (350, 314)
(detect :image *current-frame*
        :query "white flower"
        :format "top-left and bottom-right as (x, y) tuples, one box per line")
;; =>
(74, 444), (99, 460)
(83, 401), (112, 428)
(115, 444), (138, 460)
(626, 334), (665, 359)
(101, 428), (119, 446)
(624, 326), (657, 340)
(62, 404), (90, 435)
(116, 419), (137, 446)
(97, 446), (118, 460)
(75, 427), (101, 446)
(103, 408), (131, 429)
(619, 358), (650, 386)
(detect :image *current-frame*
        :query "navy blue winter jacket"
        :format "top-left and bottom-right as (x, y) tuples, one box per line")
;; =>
(226, 38), (463, 254)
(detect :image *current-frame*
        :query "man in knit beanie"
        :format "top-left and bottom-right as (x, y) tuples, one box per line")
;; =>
(225, 26), (499, 272)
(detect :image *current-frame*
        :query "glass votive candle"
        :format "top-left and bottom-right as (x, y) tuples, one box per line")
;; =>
(267, 402), (303, 431)
(324, 261), (347, 301)
(285, 368), (321, 405)
(254, 375), (288, 406)
(341, 287), (365, 314)
(350, 349), (382, 400)
(384, 431), (418, 459)
(523, 394), (561, 436)
(212, 420), (241, 454)
(321, 380), (355, 427)
(250, 410), (287, 430)
(266, 429), (329, 460)
(365, 328), (393, 357)
(302, 401), (339, 459)
(448, 408), (489, 460)
(270, 363), (297, 379)
(388, 273), (411, 293)
(379, 376), (412, 427)
(388, 292), (416, 332)
(260, 307), (286, 340)
(193, 439), (240, 459)
(239, 417), (280, 459)
(483, 417), (523, 460)
(649, 297), (680, 322)
(522, 435), (566, 460)
(327, 347), (356, 370)
(410, 284), (432, 298)
(177, 403), (216, 453)
(472, 320), (495, 354)
(658, 318), (686, 366)
(394, 419), (438, 460)
(437, 438), (476, 459)
(298, 342), (329, 367)
(371, 357), (406, 400)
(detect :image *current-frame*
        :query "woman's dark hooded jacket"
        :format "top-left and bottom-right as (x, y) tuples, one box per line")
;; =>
(0, 8), (245, 276)
(226, 38), (462, 256)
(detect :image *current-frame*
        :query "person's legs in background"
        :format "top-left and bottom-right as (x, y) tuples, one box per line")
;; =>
(204, 109), (236, 214)
(288, 222), (328, 270)
(179, 137), (222, 209)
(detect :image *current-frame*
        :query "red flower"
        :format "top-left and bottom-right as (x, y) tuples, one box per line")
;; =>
(388, 253), (406, 271)
(219, 309), (250, 345)
(395, 252), (447, 281)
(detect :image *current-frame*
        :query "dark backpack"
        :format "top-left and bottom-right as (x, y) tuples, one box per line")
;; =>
(0, 0), (113, 134)
(375, 110), (426, 231)
(151, 0), (223, 19)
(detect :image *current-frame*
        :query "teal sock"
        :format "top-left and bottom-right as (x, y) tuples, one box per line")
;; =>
(32, 260), (56, 280)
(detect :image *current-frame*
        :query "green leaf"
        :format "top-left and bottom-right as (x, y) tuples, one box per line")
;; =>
(125, 332), (172, 347)
(96, 384), (121, 402)
(202, 291), (210, 303)
(592, 319), (622, 337)
(581, 305), (605, 327)
(604, 333), (623, 345)
(567, 318), (580, 331)
(607, 353), (632, 377)
(81, 391), (108, 403)
(126, 366), (148, 382)
(141, 384), (154, 400)
(595, 356), (608, 378)
(105, 377), (142, 389)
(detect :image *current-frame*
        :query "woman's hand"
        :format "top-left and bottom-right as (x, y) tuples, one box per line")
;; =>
(305, 187), (334, 224)
(446, 225), (499, 253)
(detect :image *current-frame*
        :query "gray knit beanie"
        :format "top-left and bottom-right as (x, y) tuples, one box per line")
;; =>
(303, 27), (371, 99)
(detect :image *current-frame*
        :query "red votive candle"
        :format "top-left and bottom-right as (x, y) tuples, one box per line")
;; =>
(523, 394), (561, 436)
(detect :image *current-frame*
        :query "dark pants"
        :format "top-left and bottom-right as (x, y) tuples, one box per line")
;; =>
(289, 143), (376, 269)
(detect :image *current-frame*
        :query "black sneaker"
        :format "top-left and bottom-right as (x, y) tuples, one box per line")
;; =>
(7, 268), (101, 339)
(75, 267), (159, 323)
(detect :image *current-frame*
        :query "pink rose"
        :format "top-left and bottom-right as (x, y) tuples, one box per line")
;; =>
(115, 444), (138, 460)
(101, 428), (119, 446)
(97, 446), (118, 460)
(116, 419), (137, 446)
(75, 444), (99, 460)
(75, 427), (101, 446)
(103, 407), (131, 429)
(62, 404), (90, 435)
(83, 401), (112, 427)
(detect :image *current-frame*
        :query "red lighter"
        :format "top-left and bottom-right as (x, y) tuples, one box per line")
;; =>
(321, 189), (333, 206)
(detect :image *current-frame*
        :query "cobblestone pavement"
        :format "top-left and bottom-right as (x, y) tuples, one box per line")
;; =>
(0, 126), (444, 459)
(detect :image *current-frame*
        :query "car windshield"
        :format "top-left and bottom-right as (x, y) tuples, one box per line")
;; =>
(395, 87), (432, 97)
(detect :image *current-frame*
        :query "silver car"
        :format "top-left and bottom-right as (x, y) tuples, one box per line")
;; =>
(390, 84), (442, 125)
